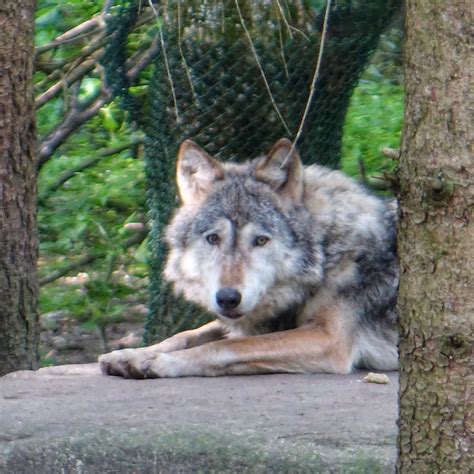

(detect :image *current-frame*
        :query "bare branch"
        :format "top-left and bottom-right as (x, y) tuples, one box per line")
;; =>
(34, 10), (154, 73)
(35, 35), (103, 76)
(37, 93), (108, 169)
(35, 37), (158, 109)
(35, 70), (61, 90)
(36, 56), (98, 109)
(37, 40), (159, 170)
(125, 36), (159, 78)
(35, 16), (105, 57)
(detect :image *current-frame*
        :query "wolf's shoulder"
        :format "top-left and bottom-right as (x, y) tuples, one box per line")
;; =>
(303, 164), (382, 209)
(303, 164), (366, 196)
(302, 164), (395, 239)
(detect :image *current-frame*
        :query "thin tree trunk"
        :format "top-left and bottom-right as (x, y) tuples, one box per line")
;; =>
(0, 0), (39, 375)
(397, 1), (473, 471)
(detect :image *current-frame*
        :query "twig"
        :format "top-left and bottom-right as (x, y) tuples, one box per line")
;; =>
(282, 0), (332, 166)
(235, 0), (291, 135)
(382, 147), (400, 160)
(39, 230), (148, 287)
(68, 81), (82, 113)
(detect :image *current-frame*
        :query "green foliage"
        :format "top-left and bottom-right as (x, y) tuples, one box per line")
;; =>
(38, 138), (149, 331)
(341, 80), (403, 178)
(36, 2), (150, 341)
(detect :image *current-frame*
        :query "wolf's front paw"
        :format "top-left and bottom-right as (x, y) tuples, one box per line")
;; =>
(98, 349), (155, 379)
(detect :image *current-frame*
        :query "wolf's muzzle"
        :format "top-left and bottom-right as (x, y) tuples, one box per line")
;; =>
(216, 287), (242, 312)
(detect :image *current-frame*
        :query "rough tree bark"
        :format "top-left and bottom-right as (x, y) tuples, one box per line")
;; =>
(0, 0), (39, 375)
(397, 1), (473, 471)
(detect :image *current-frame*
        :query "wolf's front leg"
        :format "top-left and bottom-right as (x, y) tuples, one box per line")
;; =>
(102, 326), (354, 378)
(99, 320), (225, 377)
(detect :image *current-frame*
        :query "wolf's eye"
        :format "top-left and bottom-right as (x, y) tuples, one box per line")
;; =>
(254, 236), (270, 247)
(206, 233), (220, 245)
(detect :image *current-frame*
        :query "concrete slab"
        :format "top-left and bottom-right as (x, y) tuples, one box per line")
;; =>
(0, 364), (398, 473)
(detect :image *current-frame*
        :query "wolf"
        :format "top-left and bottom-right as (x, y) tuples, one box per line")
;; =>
(99, 138), (399, 378)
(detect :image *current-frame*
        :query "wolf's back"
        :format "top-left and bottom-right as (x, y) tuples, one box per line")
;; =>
(303, 165), (399, 370)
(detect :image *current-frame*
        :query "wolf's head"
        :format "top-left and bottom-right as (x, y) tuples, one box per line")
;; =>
(164, 139), (324, 323)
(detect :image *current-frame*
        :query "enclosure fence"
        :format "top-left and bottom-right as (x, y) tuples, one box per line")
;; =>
(102, 0), (401, 342)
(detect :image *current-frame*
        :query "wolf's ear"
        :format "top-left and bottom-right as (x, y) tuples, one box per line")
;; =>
(255, 138), (303, 202)
(176, 140), (224, 205)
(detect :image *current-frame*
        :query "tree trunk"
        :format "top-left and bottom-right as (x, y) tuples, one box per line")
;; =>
(0, 0), (39, 375)
(397, 1), (473, 471)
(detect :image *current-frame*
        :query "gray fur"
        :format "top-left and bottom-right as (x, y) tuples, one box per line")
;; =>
(164, 146), (399, 371)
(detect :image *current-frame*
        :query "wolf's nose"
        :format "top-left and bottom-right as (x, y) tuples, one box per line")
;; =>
(216, 288), (242, 310)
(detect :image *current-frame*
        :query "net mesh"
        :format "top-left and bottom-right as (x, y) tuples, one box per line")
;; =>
(102, 0), (401, 343)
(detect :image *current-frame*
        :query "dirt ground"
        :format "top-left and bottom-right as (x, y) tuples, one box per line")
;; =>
(1, 364), (398, 473)
(39, 305), (147, 366)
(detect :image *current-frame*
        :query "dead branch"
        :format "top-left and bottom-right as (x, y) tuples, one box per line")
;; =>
(36, 33), (155, 108)
(35, 9), (154, 74)
(37, 40), (159, 170)
(36, 55), (99, 109)
(36, 33), (106, 77)
(37, 93), (108, 169)
(35, 15), (105, 57)
(125, 36), (159, 78)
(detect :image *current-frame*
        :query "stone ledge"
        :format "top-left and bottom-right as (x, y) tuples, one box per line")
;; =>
(0, 364), (398, 473)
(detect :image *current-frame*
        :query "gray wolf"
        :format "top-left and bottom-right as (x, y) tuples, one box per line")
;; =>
(99, 138), (399, 378)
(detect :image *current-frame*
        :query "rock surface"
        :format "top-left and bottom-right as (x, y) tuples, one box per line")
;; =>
(0, 364), (398, 473)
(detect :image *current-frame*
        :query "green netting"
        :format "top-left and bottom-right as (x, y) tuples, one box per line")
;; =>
(102, 0), (401, 343)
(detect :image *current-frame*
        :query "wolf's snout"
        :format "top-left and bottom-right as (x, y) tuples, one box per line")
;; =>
(216, 288), (242, 310)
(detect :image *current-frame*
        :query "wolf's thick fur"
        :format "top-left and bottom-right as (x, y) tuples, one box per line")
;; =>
(99, 139), (398, 378)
